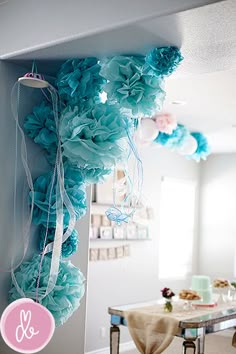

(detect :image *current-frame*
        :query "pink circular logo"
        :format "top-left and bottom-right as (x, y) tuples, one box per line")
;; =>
(0, 299), (55, 353)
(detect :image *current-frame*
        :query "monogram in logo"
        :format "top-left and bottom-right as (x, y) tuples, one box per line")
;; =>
(0, 299), (55, 353)
(16, 310), (39, 343)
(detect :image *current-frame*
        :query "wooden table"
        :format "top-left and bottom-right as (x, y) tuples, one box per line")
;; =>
(108, 300), (236, 354)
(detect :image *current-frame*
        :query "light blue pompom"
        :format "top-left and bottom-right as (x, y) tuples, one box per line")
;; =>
(187, 132), (211, 162)
(99, 56), (165, 116)
(60, 103), (130, 168)
(56, 58), (105, 107)
(30, 168), (87, 228)
(64, 161), (112, 185)
(154, 124), (189, 148)
(79, 167), (112, 184)
(39, 226), (79, 258)
(8, 254), (85, 327)
(145, 46), (183, 77)
(24, 101), (57, 162)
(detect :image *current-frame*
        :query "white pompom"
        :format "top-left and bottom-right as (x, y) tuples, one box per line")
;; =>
(178, 135), (198, 155)
(140, 118), (159, 142)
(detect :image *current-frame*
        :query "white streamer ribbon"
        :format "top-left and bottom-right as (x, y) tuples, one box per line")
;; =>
(10, 81), (77, 301)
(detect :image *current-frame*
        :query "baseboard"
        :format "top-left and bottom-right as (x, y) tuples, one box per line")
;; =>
(85, 341), (135, 354)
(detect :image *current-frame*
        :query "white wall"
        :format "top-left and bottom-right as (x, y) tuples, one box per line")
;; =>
(0, 61), (90, 354)
(85, 147), (200, 353)
(198, 153), (236, 279)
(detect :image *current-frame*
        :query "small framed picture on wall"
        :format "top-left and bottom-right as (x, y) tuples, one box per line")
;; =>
(126, 224), (137, 240)
(100, 226), (113, 240)
(113, 226), (125, 240)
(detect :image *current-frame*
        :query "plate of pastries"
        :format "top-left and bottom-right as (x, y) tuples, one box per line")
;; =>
(179, 289), (201, 301)
(213, 279), (230, 288)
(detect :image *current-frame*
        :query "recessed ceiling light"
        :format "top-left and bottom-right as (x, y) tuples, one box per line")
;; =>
(171, 100), (186, 105)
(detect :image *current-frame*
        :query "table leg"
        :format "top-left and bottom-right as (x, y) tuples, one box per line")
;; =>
(110, 325), (120, 354)
(182, 340), (196, 354)
(197, 332), (205, 354)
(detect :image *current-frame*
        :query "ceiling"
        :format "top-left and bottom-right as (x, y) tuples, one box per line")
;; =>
(10, 0), (236, 153)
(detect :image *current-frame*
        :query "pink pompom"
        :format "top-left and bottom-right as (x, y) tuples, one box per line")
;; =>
(154, 113), (177, 134)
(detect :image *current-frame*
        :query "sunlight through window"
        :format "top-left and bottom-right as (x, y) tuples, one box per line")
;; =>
(159, 177), (196, 279)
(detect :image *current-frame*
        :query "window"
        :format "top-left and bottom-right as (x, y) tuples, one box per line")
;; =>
(158, 177), (197, 279)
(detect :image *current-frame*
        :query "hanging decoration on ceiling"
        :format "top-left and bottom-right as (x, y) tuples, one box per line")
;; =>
(145, 46), (184, 77)
(9, 46), (189, 329)
(99, 56), (166, 116)
(186, 132), (211, 161)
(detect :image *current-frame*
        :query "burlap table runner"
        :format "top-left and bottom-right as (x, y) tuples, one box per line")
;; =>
(124, 303), (236, 354)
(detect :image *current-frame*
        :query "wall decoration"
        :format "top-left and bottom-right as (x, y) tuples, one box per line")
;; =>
(100, 226), (113, 240)
(123, 245), (130, 257)
(137, 225), (149, 240)
(113, 226), (125, 240)
(8, 46), (185, 330)
(90, 226), (99, 240)
(90, 248), (99, 262)
(126, 224), (137, 240)
(98, 248), (108, 261)
(89, 245), (130, 261)
(116, 247), (124, 258)
(107, 248), (116, 260)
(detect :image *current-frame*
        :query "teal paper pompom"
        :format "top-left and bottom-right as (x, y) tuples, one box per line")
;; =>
(82, 167), (113, 184)
(56, 58), (105, 107)
(145, 46), (183, 77)
(155, 124), (189, 148)
(64, 161), (112, 185)
(30, 168), (87, 228)
(188, 132), (211, 162)
(24, 101), (57, 162)
(100, 56), (165, 116)
(8, 254), (85, 327)
(39, 226), (79, 258)
(60, 103), (129, 168)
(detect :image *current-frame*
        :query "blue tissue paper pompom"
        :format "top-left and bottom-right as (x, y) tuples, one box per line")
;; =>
(99, 56), (165, 116)
(39, 226), (79, 258)
(188, 132), (211, 162)
(60, 103), (130, 168)
(145, 46), (183, 77)
(155, 124), (189, 149)
(30, 167), (87, 228)
(81, 167), (113, 184)
(56, 58), (105, 107)
(64, 160), (112, 185)
(8, 254), (85, 327)
(24, 101), (58, 162)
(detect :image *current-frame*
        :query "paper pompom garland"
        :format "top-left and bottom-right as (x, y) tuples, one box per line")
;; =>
(29, 170), (87, 228)
(145, 46), (183, 77)
(24, 101), (58, 163)
(154, 124), (189, 149)
(9, 254), (85, 327)
(99, 55), (166, 116)
(56, 58), (105, 107)
(60, 103), (130, 168)
(10, 46), (185, 327)
(39, 226), (79, 258)
(187, 132), (211, 162)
